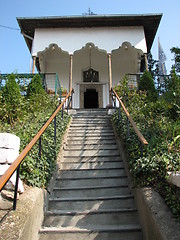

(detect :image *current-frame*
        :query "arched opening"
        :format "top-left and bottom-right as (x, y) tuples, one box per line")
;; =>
(84, 89), (99, 108)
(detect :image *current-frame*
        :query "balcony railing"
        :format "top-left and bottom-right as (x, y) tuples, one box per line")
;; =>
(126, 73), (170, 95)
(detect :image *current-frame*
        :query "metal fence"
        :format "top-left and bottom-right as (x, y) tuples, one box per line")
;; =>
(126, 73), (171, 95)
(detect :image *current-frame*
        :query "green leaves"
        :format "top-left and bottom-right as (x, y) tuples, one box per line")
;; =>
(138, 70), (158, 102)
(0, 75), (71, 188)
(1, 74), (23, 124)
(19, 111), (70, 187)
(113, 77), (180, 219)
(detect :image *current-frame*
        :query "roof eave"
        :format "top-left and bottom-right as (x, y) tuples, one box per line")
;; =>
(17, 14), (162, 53)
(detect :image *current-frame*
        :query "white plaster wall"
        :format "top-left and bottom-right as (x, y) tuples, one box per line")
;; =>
(33, 27), (147, 55)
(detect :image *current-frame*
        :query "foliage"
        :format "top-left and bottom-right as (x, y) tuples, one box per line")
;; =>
(147, 52), (159, 77)
(114, 75), (133, 107)
(164, 68), (180, 119)
(0, 74), (71, 187)
(170, 47), (180, 73)
(138, 70), (158, 102)
(26, 74), (45, 97)
(0, 74), (23, 124)
(19, 111), (70, 187)
(113, 74), (180, 219)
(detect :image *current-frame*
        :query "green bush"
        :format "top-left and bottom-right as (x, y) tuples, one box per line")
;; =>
(26, 75), (45, 97)
(139, 70), (158, 102)
(0, 73), (71, 187)
(0, 74), (23, 124)
(164, 68), (180, 119)
(113, 74), (180, 219)
(20, 111), (70, 187)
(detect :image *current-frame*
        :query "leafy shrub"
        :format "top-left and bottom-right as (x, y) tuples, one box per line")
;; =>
(20, 111), (70, 187)
(138, 70), (158, 102)
(164, 68), (180, 119)
(113, 74), (180, 219)
(0, 73), (71, 187)
(26, 75), (45, 97)
(0, 74), (23, 124)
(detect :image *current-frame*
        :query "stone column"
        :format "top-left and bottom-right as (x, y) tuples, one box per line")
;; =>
(32, 56), (36, 74)
(144, 53), (149, 71)
(108, 53), (113, 104)
(69, 54), (73, 92)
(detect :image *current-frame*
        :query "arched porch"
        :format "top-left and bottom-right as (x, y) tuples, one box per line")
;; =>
(37, 41), (145, 108)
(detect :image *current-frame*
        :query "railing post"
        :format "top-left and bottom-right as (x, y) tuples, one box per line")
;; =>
(114, 96), (116, 108)
(54, 116), (56, 144)
(127, 117), (130, 138)
(61, 104), (64, 119)
(141, 142), (143, 158)
(71, 94), (73, 109)
(13, 166), (20, 210)
(67, 96), (70, 114)
(39, 136), (42, 159)
(55, 74), (58, 95)
(118, 106), (121, 121)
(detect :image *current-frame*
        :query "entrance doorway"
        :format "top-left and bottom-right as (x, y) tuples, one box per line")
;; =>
(84, 89), (99, 108)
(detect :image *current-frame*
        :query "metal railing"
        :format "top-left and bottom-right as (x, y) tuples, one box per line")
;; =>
(126, 73), (171, 95)
(0, 89), (74, 210)
(55, 73), (61, 96)
(0, 73), (46, 93)
(111, 88), (148, 156)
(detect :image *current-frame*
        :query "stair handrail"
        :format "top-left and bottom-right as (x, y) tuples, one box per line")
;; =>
(111, 88), (148, 149)
(0, 88), (74, 210)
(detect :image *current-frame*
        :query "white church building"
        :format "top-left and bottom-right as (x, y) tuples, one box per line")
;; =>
(17, 14), (162, 108)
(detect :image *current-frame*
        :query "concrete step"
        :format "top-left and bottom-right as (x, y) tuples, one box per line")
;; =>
(59, 160), (124, 169)
(66, 139), (117, 145)
(72, 111), (109, 116)
(75, 109), (108, 114)
(71, 120), (111, 124)
(52, 185), (131, 198)
(63, 149), (119, 157)
(39, 225), (143, 240)
(70, 122), (112, 128)
(54, 176), (128, 188)
(64, 144), (118, 150)
(67, 132), (115, 137)
(74, 113), (109, 117)
(69, 125), (113, 130)
(68, 129), (114, 134)
(66, 135), (116, 141)
(48, 195), (135, 211)
(57, 168), (126, 179)
(61, 156), (121, 162)
(73, 114), (111, 120)
(43, 209), (139, 227)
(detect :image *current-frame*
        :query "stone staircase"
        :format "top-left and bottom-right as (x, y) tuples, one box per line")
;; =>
(38, 109), (143, 240)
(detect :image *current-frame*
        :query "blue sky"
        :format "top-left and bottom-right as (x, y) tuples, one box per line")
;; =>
(0, 0), (179, 74)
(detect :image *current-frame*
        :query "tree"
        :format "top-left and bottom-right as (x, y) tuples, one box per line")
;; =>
(164, 68), (180, 119)
(1, 74), (23, 124)
(170, 47), (180, 73)
(26, 75), (45, 97)
(139, 70), (158, 102)
(147, 52), (158, 77)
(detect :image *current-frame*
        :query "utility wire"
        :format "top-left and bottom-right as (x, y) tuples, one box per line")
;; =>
(0, 24), (20, 31)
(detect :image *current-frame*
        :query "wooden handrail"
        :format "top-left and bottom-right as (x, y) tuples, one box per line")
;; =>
(112, 88), (148, 146)
(0, 89), (74, 191)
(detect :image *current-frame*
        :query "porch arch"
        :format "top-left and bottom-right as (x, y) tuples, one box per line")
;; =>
(112, 42), (143, 86)
(37, 44), (70, 91)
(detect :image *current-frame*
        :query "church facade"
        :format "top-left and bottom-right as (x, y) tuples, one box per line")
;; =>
(17, 14), (162, 108)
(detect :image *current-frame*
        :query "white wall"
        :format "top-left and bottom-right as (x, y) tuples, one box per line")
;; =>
(33, 27), (147, 55)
